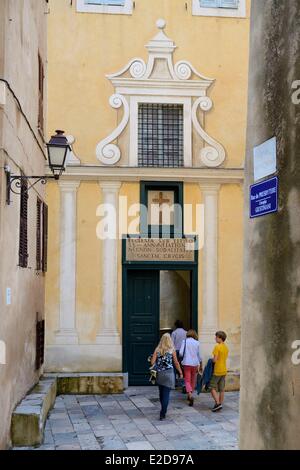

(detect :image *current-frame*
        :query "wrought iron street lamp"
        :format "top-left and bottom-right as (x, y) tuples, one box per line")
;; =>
(46, 130), (70, 179)
(5, 130), (70, 204)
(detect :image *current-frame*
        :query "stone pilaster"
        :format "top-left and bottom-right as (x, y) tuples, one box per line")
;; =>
(55, 180), (80, 345)
(199, 184), (220, 360)
(96, 181), (121, 345)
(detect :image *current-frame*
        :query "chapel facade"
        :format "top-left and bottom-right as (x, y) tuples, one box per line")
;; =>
(45, 0), (250, 387)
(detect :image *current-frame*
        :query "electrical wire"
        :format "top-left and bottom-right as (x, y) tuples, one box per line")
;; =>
(0, 78), (47, 160)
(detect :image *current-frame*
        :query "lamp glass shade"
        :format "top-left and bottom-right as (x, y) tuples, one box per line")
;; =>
(47, 131), (70, 176)
(47, 145), (68, 168)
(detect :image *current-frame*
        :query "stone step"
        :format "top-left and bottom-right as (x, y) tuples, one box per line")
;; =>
(11, 370), (238, 447)
(10, 372), (127, 447)
(11, 377), (57, 447)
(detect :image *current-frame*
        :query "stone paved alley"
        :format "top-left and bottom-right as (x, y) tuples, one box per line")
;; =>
(14, 387), (239, 451)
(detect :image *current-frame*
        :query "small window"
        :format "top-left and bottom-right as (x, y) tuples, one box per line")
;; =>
(77, 0), (132, 15)
(193, 0), (246, 17)
(36, 318), (45, 370)
(138, 104), (184, 168)
(200, 0), (239, 8)
(85, 0), (125, 4)
(19, 177), (28, 268)
(140, 182), (183, 238)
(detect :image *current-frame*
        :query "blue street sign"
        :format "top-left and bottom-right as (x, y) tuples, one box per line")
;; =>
(250, 176), (278, 218)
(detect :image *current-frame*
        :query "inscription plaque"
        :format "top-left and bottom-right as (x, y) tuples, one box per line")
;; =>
(126, 238), (195, 262)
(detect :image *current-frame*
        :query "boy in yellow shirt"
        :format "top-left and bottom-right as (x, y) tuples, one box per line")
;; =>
(209, 331), (229, 412)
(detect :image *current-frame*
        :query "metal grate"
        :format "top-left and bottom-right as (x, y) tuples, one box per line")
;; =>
(36, 318), (45, 370)
(138, 103), (184, 167)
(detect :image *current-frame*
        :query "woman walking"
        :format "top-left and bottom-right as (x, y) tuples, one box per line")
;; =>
(179, 330), (202, 406)
(151, 333), (183, 420)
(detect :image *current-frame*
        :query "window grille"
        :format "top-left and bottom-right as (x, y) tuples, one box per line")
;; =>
(138, 104), (184, 168)
(36, 318), (45, 370)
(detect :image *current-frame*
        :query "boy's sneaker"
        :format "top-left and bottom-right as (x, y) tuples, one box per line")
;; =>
(211, 403), (222, 412)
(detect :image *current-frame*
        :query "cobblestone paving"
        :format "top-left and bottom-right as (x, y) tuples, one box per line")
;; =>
(14, 387), (239, 450)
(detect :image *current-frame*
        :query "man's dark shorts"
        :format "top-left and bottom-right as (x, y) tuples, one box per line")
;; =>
(209, 374), (226, 392)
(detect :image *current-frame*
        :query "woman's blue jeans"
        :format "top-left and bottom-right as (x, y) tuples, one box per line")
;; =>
(159, 385), (171, 417)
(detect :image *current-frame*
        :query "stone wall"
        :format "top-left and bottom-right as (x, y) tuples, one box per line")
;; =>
(240, 0), (300, 450)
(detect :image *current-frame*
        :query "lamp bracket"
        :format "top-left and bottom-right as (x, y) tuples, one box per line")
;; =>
(5, 172), (56, 205)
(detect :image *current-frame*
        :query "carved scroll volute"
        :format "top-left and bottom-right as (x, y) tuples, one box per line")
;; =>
(192, 97), (226, 167)
(96, 94), (129, 165)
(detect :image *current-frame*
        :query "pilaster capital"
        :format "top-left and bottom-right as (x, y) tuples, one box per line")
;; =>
(199, 183), (221, 195)
(99, 181), (122, 193)
(58, 180), (81, 192)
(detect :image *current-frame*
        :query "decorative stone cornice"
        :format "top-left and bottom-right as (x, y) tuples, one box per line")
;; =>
(47, 166), (244, 185)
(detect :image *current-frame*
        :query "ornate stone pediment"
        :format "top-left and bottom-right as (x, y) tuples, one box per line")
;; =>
(96, 19), (226, 168)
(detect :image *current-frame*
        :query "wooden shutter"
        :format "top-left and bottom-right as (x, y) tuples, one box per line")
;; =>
(36, 318), (45, 370)
(19, 178), (28, 268)
(42, 203), (48, 273)
(36, 198), (42, 270)
(38, 54), (44, 131)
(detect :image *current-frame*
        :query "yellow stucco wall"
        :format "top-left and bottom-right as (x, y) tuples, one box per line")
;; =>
(47, 0), (250, 165)
(46, 0), (249, 372)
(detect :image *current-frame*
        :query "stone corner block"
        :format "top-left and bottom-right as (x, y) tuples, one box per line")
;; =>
(57, 373), (125, 395)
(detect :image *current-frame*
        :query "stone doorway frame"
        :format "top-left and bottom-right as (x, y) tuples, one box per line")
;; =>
(122, 239), (198, 379)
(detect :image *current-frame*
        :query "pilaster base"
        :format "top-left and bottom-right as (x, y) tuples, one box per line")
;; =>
(200, 327), (217, 363)
(54, 329), (79, 345)
(45, 344), (122, 372)
(96, 331), (120, 345)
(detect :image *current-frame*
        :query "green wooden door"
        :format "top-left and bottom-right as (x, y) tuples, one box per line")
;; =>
(126, 270), (159, 386)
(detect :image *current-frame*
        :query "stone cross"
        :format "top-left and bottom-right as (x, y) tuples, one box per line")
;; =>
(153, 191), (170, 225)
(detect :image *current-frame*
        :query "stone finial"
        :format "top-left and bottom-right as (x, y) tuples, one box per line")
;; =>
(156, 19), (166, 31)
(146, 18), (175, 53)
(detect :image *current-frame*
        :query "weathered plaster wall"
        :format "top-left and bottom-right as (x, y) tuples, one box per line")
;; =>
(0, 0), (47, 450)
(240, 0), (300, 450)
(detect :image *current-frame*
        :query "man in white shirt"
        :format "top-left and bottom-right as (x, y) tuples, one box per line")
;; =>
(171, 320), (187, 387)
(171, 320), (187, 354)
